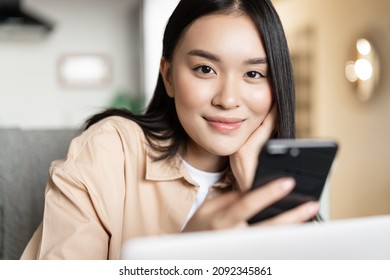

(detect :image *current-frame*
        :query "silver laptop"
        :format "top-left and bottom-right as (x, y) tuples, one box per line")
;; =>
(121, 215), (390, 259)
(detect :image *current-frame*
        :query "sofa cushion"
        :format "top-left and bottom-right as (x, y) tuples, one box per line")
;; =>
(0, 128), (78, 259)
(0, 205), (3, 259)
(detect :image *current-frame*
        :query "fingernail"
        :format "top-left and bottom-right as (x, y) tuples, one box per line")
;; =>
(280, 178), (295, 191)
(307, 201), (320, 215)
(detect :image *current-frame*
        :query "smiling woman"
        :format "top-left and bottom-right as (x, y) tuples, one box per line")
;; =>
(20, 0), (314, 260)
(160, 13), (272, 168)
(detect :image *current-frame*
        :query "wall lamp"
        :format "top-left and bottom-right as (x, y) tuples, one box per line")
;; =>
(345, 38), (380, 102)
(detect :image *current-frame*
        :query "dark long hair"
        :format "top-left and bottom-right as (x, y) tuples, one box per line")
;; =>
(85, 0), (295, 161)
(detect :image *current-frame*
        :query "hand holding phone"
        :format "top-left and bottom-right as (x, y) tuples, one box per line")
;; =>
(247, 139), (338, 224)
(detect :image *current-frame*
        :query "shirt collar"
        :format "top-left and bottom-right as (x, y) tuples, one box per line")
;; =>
(145, 149), (185, 181)
(145, 146), (235, 189)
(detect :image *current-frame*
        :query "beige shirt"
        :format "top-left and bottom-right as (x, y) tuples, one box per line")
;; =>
(21, 116), (234, 259)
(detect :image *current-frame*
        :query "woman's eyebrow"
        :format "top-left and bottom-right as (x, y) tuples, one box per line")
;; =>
(243, 57), (268, 65)
(187, 49), (221, 62)
(187, 49), (267, 65)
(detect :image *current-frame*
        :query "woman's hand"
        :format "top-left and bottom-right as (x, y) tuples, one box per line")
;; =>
(229, 104), (277, 191)
(182, 177), (320, 232)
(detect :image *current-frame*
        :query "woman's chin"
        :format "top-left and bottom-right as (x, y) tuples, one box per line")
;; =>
(209, 146), (241, 157)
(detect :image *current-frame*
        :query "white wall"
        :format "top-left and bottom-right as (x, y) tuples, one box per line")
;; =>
(0, 0), (141, 128)
(142, 0), (179, 103)
(275, 0), (390, 219)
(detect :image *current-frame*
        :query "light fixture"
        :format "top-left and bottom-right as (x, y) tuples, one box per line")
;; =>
(57, 54), (112, 89)
(345, 37), (380, 102)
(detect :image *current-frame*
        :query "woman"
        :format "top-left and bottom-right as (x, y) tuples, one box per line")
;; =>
(21, 0), (320, 259)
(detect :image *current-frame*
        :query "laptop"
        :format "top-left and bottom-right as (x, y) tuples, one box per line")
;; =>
(121, 214), (390, 259)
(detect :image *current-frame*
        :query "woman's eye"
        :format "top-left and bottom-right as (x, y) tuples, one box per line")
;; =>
(194, 65), (216, 75)
(245, 71), (265, 79)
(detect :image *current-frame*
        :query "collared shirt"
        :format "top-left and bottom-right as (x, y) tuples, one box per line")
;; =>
(21, 116), (235, 260)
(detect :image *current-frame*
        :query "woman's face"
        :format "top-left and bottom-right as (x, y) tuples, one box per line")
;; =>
(161, 13), (272, 170)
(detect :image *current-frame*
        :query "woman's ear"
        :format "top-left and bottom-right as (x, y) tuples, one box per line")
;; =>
(160, 58), (174, 98)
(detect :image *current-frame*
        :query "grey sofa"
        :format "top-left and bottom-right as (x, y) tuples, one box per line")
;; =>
(0, 128), (79, 259)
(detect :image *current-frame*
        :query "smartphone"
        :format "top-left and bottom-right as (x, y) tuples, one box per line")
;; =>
(247, 139), (338, 224)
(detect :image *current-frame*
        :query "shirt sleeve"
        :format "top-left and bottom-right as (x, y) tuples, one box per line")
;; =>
(35, 120), (128, 259)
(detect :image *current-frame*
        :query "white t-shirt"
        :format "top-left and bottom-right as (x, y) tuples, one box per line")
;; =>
(181, 159), (225, 227)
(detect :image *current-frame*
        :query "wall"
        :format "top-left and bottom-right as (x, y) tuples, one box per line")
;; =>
(142, 0), (179, 103)
(0, 0), (141, 129)
(274, 0), (390, 219)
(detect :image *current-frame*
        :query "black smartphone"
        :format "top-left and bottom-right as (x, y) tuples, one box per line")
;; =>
(247, 139), (338, 224)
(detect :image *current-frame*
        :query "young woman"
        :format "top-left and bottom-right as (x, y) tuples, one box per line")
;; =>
(21, 0), (320, 259)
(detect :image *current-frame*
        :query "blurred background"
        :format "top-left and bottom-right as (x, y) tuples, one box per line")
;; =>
(0, 0), (389, 220)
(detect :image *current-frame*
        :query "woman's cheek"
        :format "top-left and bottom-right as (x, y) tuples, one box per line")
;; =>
(174, 75), (217, 107)
(245, 87), (273, 117)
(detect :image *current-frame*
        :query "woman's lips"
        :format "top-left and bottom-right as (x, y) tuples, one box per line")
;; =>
(205, 116), (244, 132)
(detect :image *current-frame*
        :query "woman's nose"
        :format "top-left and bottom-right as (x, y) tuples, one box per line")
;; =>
(211, 77), (241, 109)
